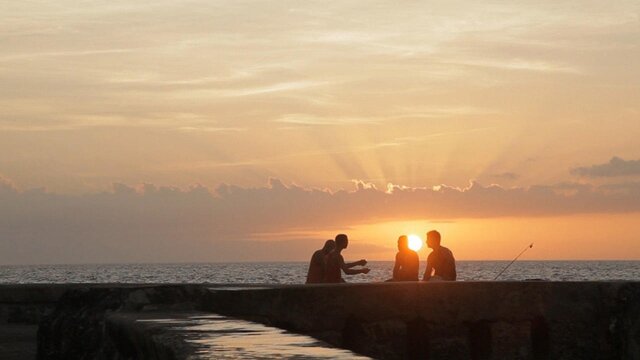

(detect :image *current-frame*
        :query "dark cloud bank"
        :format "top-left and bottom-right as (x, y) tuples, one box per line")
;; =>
(572, 157), (640, 178)
(1, 174), (640, 264)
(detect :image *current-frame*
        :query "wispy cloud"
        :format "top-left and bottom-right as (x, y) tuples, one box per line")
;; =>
(442, 59), (581, 74)
(177, 126), (247, 132)
(224, 81), (330, 97)
(0, 48), (144, 62)
(275, 113), (379, 126)
(0, 0), (638, 196)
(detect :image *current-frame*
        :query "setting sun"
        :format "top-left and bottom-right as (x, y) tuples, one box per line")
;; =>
(408, 235), (423, 252)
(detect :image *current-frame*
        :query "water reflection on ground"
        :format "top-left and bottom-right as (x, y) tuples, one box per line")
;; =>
(141, 315), (371, 359)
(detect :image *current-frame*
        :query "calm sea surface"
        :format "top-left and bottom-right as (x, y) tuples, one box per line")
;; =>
(0, 261), (638, 284)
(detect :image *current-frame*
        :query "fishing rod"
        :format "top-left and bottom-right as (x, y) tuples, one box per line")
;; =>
(493, 243), (534, 280)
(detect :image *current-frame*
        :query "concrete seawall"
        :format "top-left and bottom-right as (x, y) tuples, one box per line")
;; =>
(207, 282), (640, 359)
(1, 282), (639, 359)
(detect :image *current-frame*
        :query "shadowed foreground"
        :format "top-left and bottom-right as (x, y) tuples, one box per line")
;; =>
(1, 282), (639, 359)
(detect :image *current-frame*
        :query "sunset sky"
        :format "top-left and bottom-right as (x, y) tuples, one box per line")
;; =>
(1, 1), (639, 264)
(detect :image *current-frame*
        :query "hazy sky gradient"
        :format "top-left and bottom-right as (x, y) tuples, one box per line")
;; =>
(1, 1), (639, 263)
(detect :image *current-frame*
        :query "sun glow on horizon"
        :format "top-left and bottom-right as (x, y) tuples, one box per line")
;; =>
(408, 234), (423, 252)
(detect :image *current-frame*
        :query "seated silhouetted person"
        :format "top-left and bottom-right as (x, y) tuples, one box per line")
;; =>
(306, 239), (335, 284)
(423, 230), (457, 281)
(324, 234), (370, 283)
(392, 235), (419, 281)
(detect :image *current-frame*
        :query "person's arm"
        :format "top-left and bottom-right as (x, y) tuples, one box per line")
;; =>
(451, 253), (457, 281)
(306, 252), (323, 284)
(343, 267), (370, 275)
(340, 256), (370, 275)
(392, 253), (401, 280)
(423, 265), (433, 281)
(423, 256), (433, 281)
(345, 259), (367, 268)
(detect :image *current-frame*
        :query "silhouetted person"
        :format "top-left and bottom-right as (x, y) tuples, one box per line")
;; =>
(423, 230), (457, 281)
(324, 234), (370, 283)
(392, 235), (419, 281)
(306, 239), (335, 284)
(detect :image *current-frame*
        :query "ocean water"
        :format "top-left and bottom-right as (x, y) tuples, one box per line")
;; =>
(0, 261), (638, 284)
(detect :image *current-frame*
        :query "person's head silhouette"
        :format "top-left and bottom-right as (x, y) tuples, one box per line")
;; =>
(335, 234), (349, 250)
(323, 239), (335, 253)
(397, 235), (409, 251)
(426, 230), (441, 249)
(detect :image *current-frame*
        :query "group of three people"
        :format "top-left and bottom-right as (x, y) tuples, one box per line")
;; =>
(306, 230), (456, 284)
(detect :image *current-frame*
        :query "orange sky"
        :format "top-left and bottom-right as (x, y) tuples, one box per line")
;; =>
(0, 1), (639, 264)
(336, 214), (640, 261)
